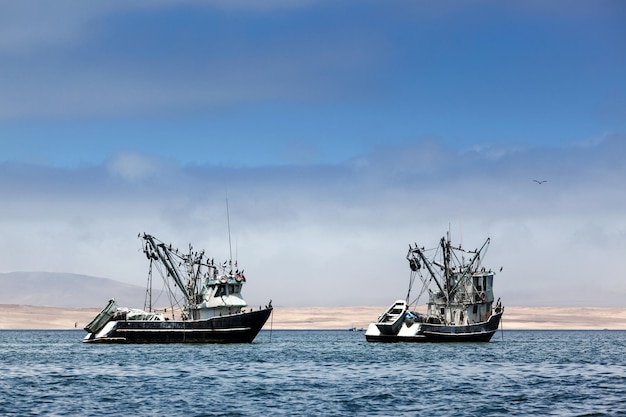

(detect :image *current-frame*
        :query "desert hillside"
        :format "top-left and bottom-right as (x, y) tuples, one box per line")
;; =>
(0, 271), (150, 308)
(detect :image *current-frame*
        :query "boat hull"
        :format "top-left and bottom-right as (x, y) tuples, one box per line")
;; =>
(365, 310), (503, 343)
(375, 300), (408, 335)
(83, 308), (272, 344)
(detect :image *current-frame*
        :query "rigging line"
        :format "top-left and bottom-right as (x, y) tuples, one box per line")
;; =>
(449, 244), (466, 268)
(416, 272), (431, 304)
(149, 286), (165, 306)
(405, 268), (415, 303)
(146, 266), (168, 307)
(144, 235), (189, 318)
(407, 267), (426, 307)
(448, 238), (491, 295)
(152, 261), (185, 319)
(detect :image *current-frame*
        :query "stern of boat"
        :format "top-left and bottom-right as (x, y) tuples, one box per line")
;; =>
(365, 319), (424, 342)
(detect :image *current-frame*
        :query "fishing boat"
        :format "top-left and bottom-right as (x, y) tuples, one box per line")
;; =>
(365, 232), (503, 343)
(83, 233), (272, 343)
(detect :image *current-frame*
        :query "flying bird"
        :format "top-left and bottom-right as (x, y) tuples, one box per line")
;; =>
(533, 179), (547, 184)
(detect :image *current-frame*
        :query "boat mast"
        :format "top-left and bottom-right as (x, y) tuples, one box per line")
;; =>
(442, 236), (451, 300)
(143, 234), (191, 302)
(226, 197), (233, 271)
(409, 245), (446, 296)
(447, 238), (491, 295)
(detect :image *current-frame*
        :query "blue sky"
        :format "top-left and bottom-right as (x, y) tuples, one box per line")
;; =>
(1, 1), (625, 307)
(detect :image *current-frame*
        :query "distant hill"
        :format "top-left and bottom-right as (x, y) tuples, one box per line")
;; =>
(0, 272), (148, 308)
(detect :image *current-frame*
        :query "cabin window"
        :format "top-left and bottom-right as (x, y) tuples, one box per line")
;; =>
(440, 308), (445, 315)
(215, 285), (226, 297)
(228, 284), (235, 294)
(473, 305), (478, 314)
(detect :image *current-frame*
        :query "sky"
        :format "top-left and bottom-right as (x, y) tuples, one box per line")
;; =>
(1, 0), (625, 308)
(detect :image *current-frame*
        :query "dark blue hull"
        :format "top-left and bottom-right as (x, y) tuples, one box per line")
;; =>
(84, 308), (272, 344)
(366, 311), (503, 343)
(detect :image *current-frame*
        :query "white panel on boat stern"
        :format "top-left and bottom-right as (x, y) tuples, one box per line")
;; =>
(95, 321), (118, 339)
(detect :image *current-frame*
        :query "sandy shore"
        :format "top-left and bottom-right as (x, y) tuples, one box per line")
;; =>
(1, 304), (625, 331)
(266, 306), (626, 330)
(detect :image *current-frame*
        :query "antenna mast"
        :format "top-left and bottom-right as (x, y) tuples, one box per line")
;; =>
(226, 197), (233, 268)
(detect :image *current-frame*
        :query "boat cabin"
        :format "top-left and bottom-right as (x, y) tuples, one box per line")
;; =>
(189, 274), (248, 319)
(427, 270), (496, 325)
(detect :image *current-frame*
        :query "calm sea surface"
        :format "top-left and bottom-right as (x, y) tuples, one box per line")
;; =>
(1, 329), (625, 416)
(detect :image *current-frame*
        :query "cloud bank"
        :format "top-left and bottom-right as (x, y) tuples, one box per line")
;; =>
(1, 136), (624, 307)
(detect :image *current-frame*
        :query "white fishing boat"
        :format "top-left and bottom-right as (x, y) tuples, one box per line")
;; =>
(366, 232), (504, 342)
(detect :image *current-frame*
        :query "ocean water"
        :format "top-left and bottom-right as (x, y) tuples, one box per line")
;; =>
(0, 330), (625, 416)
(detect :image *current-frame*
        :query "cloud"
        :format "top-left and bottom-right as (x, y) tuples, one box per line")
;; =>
(0, 2), (104, 54)
(106, 151), (162, 182)
(0, 1), (385, 121)
(0, 136), (624, 307)
(0, 1), (318, 53)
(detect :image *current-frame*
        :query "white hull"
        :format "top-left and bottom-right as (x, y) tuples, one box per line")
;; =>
(365, 309), (503, 342)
